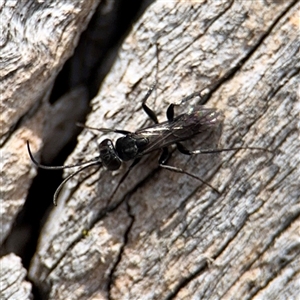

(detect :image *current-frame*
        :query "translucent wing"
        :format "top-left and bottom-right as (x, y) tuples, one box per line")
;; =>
(134, 107), (222, 154)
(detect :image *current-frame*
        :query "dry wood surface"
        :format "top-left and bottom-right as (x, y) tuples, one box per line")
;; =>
(1, 1), (299, 300)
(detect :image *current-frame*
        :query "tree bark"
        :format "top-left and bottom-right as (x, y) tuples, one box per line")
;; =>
(1, 0), (100, 240)
(2, 1), (299, 300)
(1, 0), (100, 298)
(0, 254), (32, 299)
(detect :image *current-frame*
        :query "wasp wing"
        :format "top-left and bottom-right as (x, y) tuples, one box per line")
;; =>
(134, 107), (222, 154)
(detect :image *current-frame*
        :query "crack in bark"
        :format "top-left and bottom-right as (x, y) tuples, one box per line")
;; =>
(41, 165), (159, 296)
(107, 198), (135, 300)
(21, 1), (299, 298)
(0, 93), (44, 146)
(243, 65), (299, 147)
(157, 0), (235, 76)
(215, 207), (300, 300)
(243, 209), (300, 300)
(44, 0), (299, 288)
(164, 212), (249, 300)
(195, 0), (299, 107)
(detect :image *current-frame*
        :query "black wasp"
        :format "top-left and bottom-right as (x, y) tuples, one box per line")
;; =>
(27, 85), (269, 205)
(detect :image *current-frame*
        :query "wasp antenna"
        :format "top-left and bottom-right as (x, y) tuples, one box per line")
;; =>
(27, 141), (99, 170)
(53, 161), (101, 206)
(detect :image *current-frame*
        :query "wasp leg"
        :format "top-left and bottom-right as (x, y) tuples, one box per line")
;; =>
(158, 147), (171, 164)
(166, 104), (175, 121)
(166, 87), (209, 122)
(158, 145), (220, 194)
(142, 84), (159, 124)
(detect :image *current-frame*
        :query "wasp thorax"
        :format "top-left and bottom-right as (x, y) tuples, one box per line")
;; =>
(116, 136), (148, 161)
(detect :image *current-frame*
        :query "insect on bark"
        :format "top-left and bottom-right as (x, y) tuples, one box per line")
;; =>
(27, 85), (271, 205)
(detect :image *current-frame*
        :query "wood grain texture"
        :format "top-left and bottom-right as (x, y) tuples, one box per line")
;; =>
(6, 1), (300, 299)
(0, 0), (100, 244)
(0, 254), (32, 300)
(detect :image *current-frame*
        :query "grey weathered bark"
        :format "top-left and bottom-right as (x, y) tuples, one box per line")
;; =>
(1, 0), (101, 240)
(0, 254), (32, 299)
(2, 1), (299, 300)
(1, 0), (100, 299)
